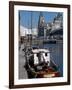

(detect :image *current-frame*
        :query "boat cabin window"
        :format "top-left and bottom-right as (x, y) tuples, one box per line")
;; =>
(45, 53), (47, 56)
(37, 53), (39, 57)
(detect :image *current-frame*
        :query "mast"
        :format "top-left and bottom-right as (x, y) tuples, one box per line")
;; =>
(19, 11), (21, 50)
(19, 11), (20, 42)
(31, 11), (32, 33)
(30, 11), (32, 46)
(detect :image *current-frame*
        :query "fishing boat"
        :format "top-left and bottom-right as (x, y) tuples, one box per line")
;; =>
(24, 47), (60, 78)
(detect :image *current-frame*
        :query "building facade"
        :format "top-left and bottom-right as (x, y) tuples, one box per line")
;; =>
(38, 12), (63, 39)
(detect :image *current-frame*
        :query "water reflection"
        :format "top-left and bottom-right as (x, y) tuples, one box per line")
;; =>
(43, 43), (63, 76)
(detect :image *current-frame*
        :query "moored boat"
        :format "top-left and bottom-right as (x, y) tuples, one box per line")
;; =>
(24, 48), (60, 78)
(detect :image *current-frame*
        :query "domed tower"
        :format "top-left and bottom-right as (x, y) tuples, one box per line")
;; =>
(38, 12), (46, 37)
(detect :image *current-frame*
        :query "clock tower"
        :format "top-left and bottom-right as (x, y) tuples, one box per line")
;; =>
(38, 12), (45, 37)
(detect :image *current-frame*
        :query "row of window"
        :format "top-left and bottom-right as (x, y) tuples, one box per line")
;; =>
(36, 53), (48, 57)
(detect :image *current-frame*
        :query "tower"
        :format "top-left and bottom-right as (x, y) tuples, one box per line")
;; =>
(38, 12), (45, 37)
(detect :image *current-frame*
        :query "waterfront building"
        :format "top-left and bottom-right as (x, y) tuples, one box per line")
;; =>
(46, 23), (52, 36)
(38, 12), (46, 37)
(38, 12), (63, 40)
(51, 13), (63, 31)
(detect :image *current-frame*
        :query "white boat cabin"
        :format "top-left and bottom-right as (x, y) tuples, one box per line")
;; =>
(32, 49), (50, 66)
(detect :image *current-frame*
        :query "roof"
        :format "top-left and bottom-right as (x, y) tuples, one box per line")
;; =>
(32, 49), (50, 54)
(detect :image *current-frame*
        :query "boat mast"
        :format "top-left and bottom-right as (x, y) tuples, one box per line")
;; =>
(19, 11), (21, 50)
(30, 11), (32, 47)
(19, 11), (20, 42)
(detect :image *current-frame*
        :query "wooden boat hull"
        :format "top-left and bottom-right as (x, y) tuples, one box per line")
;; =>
(24, 48), (60, 78)
(25, 66), (60, 78)
(35, 67), (60, 78)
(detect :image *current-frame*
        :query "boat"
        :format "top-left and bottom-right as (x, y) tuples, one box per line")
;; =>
(24, 48), (60, 78)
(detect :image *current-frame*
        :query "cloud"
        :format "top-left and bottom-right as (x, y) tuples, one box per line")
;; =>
(20, 25), (26, 36)
(32, 28), (38, 35)
(20, 25), (37, 36)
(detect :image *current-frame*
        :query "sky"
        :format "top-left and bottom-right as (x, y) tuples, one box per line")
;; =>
(19, 10), (62, 29)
